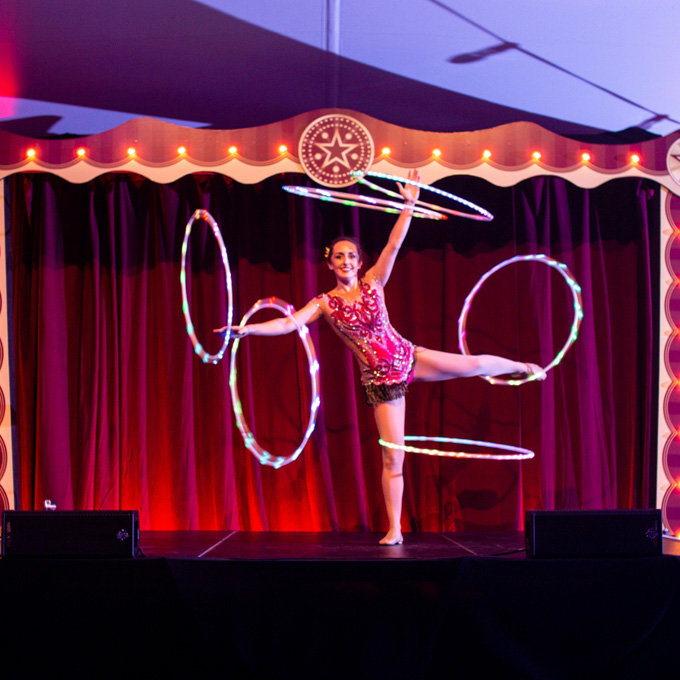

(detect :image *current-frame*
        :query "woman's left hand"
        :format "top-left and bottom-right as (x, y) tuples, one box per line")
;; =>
(397, 168), (420, 205)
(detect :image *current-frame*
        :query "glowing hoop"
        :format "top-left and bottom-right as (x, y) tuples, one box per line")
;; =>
(379, 436), (534, 461)
(180, 209), (233, 364)
(229, 297), (321, 468)
(353, 170), (494, 222)
(458, 254), (584, 385)
(282, 185), (445, 220)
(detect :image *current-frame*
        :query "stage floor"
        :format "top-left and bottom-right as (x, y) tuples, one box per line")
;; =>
(3, 530), (680, 678)
(139, 530), (527, 560)
(140, 529), (680, 561)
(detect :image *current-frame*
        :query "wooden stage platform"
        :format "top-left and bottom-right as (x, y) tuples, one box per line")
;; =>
(2, 531), (679, 679)
(139, 529), (528, 560)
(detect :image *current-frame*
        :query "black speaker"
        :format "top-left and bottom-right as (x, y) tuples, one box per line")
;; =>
(525, 509), (662, 558)
(1, 510), (140, 558)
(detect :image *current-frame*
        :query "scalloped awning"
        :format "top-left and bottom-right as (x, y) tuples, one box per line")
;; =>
(1, 110), (678, 194)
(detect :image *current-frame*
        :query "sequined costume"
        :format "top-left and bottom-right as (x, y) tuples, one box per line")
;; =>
(318, 279), (415, 404)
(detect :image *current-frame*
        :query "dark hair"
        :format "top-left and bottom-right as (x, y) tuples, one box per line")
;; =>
(325, 235), (365, 262)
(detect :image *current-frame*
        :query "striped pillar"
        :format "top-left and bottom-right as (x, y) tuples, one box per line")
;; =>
(659, 188), (680, 535)
(0, 179), (15, 513)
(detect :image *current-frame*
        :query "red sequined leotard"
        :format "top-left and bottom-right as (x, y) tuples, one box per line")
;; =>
(318, 279), (415, 403)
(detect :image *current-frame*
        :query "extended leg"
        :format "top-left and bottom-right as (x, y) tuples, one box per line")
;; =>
(413, 348), (544, 382)
(373, 397), (406, 545)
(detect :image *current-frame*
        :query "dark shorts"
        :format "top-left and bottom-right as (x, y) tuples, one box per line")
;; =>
(362, 355), (416, 406)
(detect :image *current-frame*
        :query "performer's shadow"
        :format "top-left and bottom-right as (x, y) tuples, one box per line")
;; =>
(456, 489), (500, 511)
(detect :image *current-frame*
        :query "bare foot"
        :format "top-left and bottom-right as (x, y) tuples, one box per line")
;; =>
(525, 363), (547, 381)
(509, 363), (547, 381)
(379, 530), (404, 546)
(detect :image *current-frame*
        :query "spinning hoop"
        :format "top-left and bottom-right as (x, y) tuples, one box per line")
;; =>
(180, 209), (233, 364)
(458, 254), (583, 385)
(282, 185), (445, 220)
(229, 297), (321, 468)
(379, 436), (534, 461)
(353, 170), (494, 222)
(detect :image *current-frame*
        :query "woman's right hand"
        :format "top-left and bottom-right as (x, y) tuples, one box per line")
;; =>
(213, 325), (249, 338)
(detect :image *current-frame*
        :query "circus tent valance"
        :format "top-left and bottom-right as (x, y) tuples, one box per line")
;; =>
(0, 110), (678, 194)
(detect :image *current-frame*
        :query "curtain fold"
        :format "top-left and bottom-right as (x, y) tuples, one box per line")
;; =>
(8, 172), (659, 530)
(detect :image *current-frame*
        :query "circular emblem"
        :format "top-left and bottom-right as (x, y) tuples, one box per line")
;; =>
(667, 137), (680, 189)
(298, 114), (374, 187)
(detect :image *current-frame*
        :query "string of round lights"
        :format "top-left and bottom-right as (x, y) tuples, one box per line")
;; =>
(282, 185), (445, 219)
(180, 209), (233, 364)
(379, 436), (534, 461)
(353, 171), (494, 221)
(13, 141), (650, 171)
(229, 297), (321, 468)
(458, 254), (584, 385)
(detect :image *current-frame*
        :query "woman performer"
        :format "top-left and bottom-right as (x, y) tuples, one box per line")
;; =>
(217, 170), (545, 545)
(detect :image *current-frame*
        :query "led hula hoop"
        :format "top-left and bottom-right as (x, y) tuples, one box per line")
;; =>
(180, 209), (233, 364)
(283, 171), (494, 221)
(458, 254), (584, 386)
(229, 297), (321, 469)
(354, 171), (493, 222)
(352, 171), (494, 222)
(282, 186), (445, 220)
(379, 436), (534, 461)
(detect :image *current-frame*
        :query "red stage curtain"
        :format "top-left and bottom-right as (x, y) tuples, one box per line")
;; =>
(7, 172), (659, 530)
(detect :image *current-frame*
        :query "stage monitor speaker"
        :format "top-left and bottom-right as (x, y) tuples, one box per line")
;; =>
(1, 510), (140, 558)
(525, 509), (662, 558)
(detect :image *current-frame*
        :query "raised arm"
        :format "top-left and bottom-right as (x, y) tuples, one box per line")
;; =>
(366, 168), (421, 286)
(214, 297), (322, 338)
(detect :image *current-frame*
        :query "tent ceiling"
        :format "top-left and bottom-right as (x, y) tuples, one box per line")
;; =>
(1, 1), (678, 139)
